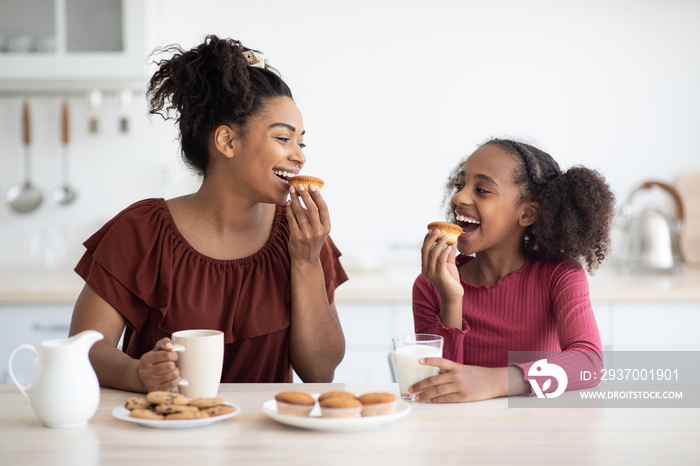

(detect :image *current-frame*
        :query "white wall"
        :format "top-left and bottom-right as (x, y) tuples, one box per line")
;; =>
(1, 0), (699, 272)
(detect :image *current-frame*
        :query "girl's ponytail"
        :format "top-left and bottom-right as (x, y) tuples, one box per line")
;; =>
(530, 166), (616, 272)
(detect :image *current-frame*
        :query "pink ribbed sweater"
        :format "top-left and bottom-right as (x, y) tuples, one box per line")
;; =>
(412, 255), (603, 393)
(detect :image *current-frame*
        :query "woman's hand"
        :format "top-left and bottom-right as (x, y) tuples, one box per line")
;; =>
(421, 231), (463, 302)
(408, 358), (513, 403)
(286, 184), (330, 263)
(137, 338), (181, 393)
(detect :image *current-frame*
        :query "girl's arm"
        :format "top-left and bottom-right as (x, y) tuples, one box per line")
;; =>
(420, 231), (463, 328)
(408, 358), (530, 403)
(69, 285), (181, 393)
(515, 263), (604, 393)
(286, 184), (345, 382)
(413, 275), (472, 363)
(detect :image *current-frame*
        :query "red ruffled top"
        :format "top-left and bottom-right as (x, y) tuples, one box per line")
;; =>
(75, 198), (348, 383)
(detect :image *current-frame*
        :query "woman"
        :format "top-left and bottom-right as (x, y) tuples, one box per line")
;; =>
(69, 35), (347, 393)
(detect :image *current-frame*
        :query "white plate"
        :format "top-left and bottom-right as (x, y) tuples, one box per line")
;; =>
(112, 402), (241, 429)
(262, 396), (411, 432)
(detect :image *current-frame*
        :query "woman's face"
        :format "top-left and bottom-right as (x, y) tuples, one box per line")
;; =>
(451, 144), (529, 256)
(230, 97), (306, 205)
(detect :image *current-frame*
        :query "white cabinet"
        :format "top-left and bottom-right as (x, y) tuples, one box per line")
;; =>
(0, 0), (148, 92)
(593, 301), (700, 351)
(607, 302), (700, 351)
(0, 304), (73, 385)
(592, 302), (614, 351)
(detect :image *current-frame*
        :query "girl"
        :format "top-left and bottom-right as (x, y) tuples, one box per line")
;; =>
(412, 138), (615, 403)
(68, 36), (347, 393)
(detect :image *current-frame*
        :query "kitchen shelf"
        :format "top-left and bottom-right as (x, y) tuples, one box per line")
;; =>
(0, 0), (148, 92)
(0, 83), (145, 98)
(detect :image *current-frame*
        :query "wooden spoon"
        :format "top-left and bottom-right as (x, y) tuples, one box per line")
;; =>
(51, 101), (77, 205)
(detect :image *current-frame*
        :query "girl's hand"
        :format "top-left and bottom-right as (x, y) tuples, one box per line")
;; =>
(138, 338), (181, 393)
(408, 358), (507, 403)
(286, 184), (330, 263)
(421, 230), (463, 301)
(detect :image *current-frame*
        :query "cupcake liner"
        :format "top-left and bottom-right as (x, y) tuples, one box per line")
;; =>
(275, 401), (314, 417)
(361, 401), (397, 417)
(320, 406), (362, 418)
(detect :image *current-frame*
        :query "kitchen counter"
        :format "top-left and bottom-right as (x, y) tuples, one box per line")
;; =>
(1, 383), (699, 465)
(1, 263), (700, 305)
(0, 269), (84, 304)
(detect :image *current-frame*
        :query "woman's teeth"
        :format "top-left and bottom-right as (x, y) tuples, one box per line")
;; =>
(455, 214), (481, 225)
(273, 170), (294, 180)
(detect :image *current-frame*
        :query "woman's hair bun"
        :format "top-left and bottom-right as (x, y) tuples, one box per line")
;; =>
(147, 35), (292, 176)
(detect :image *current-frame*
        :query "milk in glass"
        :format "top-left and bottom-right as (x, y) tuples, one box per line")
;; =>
(394, 345), (442, 399)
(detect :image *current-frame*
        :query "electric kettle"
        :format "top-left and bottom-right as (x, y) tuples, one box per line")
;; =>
(618, 180), (685, 271)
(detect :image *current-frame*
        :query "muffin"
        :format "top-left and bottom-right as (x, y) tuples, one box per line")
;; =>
(358, 393), (397, 417)
(427, 221), (463, 245)
(288, 175), (324, 191)
(319, 396), (363, 418)
(274, 391), (316, 417)
(317, 391), (358, 404)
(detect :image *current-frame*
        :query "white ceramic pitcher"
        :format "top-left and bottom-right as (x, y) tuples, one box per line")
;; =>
(8, 330), (104, 428)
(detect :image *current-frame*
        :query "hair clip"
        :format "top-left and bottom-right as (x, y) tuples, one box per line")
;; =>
(242, 50), (265, 68)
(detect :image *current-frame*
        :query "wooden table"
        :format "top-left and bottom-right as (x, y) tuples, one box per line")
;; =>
(1, 383), (699, 465)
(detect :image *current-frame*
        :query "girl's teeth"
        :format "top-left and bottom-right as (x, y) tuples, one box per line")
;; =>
(455, 214), (481, 224)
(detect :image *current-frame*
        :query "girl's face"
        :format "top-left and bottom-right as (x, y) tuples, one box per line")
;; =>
(230, 97), (306, 204)
(451, 144), (532, 256)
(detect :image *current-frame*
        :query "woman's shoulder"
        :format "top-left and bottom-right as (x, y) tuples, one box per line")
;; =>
(102, 198), (169, 228)
(84, 198), (170, 248)
(114, 197), (167, 216)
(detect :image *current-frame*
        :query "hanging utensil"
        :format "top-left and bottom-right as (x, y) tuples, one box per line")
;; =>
(51, 101), (77, 205)
(87, 89), (101, 134)
(6, 101), (43, 214)
(118, 88), (132, 133)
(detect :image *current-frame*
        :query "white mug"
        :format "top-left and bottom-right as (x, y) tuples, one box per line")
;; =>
(171, 329), (224, 399)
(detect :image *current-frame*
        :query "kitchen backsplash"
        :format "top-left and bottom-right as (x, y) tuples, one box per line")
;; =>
(1, 92), (698, 274)
(0, 95), (199, 270)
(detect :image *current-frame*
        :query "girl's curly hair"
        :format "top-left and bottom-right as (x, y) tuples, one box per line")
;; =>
(147, 35), (292, 176)
(443, 139), (616, 273)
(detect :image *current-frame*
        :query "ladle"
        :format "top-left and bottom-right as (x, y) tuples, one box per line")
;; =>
(51, 101), (77, 205)
(6, 101), (43, 214)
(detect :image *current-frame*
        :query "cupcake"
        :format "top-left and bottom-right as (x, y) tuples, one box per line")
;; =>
(358, 393), (397, 417)
(274, 391), (316, 417)
(318, 391), (358, 404)
(427, 221), (463, 245)
(288, 175), (324, 191)
(319, 397), (363, 418)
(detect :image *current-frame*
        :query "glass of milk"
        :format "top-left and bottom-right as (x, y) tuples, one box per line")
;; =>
(392, 334), (444, 401)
